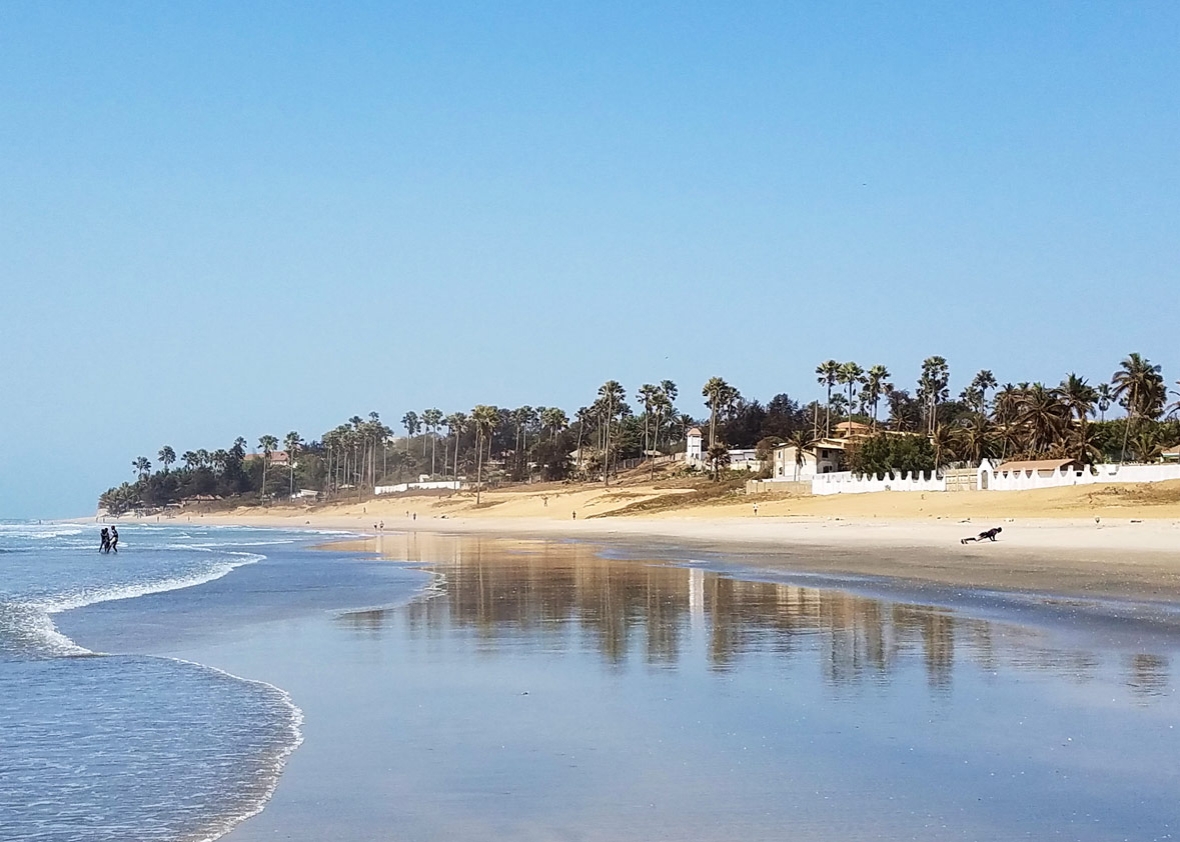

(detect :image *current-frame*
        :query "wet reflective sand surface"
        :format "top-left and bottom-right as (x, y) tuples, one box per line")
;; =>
(215, 533), (1180, 841)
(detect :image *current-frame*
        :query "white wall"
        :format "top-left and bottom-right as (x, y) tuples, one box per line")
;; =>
(812, 470), (946, 495)
(374, 480), (463, 495)
(977, 460), (1180, 491)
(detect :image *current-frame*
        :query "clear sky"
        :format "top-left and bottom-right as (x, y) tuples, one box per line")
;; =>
(1, 2), (1177, 518)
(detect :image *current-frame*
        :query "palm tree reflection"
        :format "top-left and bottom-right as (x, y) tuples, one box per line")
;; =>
(341, 533), (1171, 697)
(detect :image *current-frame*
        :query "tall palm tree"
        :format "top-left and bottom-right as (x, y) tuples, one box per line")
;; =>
(863, 365), (891, 430)
(401, 412), (420, 457)
(540, 406), (568, 441)
(1059, 373), (1097, 463)
(1095, 382), (1114, 422)
(701, 377), (737, 449)
(970, 370), (998, 415)
(637, 384), (660, 456)
(836, 362), (865, 425)
(1112, 353), (1165, 462)
(422, 409), (444, 476)
(597, 380), (625, 485)
(445, 413), (467, 480)
(815, 360), (840, 436)
(470, 405), (499, 504)
(132, 456), (152, 481)
(918, 356), (950, 435)
(258, 435), (279, 500)
(283, 431), (303, 497)
(157, 446), (176, 473)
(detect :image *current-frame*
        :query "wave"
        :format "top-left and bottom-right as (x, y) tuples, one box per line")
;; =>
(164, 659), (306, 842)
(34, 552), (265, 617)
(6, 552), (266, 659)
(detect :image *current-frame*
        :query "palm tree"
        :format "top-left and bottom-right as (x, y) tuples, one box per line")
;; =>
(597, 380), (625, 485)
(470, 405), (499, 504)
(953, 414), (995, 466)
(157, 446), (176, 473)
(970, 370), (998, 415)
(637, 384), (660, 457)
(258, 435), (279, 501)
(181, 450), (199, 470)
(836, 362), (865, 425)
(863, 365), (891, 430)
(815, 360), (840, 436)
(132, 456), (152, 481)
(401, 412), (420, 456)
(787, 428), (815, 480)
(422, 409), (444, 476)
(706, 442), (730, 481)
(540, 406), (568, 441)
(1059, 373), (1097, 463)
(930, 424), (955, 469)
(1112, 353), (1166, 462)
(701, 377), (737, 449)
(918, 356), (950, 435)
(445, 413), (467, 480)
(1131, 428), (1162, 463)
(1095, 382), (1114, 422)
(1016, 384), (1069, 455)
(283, 431), (303, 497)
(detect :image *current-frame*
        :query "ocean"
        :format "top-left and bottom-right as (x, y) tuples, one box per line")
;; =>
(0, 521), (426, 842)
(5, 522), (1180, 841)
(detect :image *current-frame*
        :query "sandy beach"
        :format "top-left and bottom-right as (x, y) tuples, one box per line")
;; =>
(143, 480), (1180, 604)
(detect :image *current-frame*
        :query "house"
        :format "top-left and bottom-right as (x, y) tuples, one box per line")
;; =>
(993, 458), (1083, 477)
(771, 438), (847, 481)
(1163, 447), (1180, 463)
(245, 450), (292, 466)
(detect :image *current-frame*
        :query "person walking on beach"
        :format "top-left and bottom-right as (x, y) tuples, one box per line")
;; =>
(109, 526), (119, 553)
(99, 528), (110, 554)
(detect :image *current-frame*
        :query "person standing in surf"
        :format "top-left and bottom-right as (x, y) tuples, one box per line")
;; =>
(99, 528), (110, 554)
(109, 526), (119, 553)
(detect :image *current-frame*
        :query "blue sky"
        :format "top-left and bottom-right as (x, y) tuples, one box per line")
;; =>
(1, 2), (1177, 517)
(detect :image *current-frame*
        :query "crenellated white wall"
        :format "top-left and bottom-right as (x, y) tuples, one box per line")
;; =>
(811, 470), (946, 495)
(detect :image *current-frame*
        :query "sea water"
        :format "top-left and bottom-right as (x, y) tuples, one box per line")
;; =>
(0, 521), (424, 842)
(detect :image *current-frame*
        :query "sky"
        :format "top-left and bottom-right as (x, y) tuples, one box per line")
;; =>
(1, 1), (1177, 518)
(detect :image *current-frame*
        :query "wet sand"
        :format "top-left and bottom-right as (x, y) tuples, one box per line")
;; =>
(192, 531), (1180, 842)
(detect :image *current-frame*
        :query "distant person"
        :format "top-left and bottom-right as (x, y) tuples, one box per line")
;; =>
(379, 520), (384, 530)
(961, 527), (1002, 544)
(543, 496), (548, 507)
(753, 503), (759, 516)
(109, 527), (119, 553)
(99, 528), (110, 554)
(572, 511), (577, 520)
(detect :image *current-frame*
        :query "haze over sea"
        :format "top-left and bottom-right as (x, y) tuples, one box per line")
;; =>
(5, 521), (1179, 841)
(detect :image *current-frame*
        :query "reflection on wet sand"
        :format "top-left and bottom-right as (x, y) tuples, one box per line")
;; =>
(340, 532), (1171, 699)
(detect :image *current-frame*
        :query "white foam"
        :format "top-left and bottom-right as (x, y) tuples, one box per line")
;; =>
(158, 659), (306, 842)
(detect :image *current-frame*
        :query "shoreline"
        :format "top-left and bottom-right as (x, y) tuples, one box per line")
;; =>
(162, 509), (1180, 606)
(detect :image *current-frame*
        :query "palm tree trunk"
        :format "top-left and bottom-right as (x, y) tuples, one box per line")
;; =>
(476, 431), (484, 504)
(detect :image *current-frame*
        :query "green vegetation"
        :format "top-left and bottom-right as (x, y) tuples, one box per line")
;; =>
(99, 352), (1180, 514)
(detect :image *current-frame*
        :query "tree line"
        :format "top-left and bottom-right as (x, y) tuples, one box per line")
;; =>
(99, 352), (1180, 513)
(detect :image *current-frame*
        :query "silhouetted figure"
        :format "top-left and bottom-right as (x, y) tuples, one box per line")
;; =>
(99, 528), (110, 554)
(961, 526), (1002, 544)
(109, 527), (119, 553)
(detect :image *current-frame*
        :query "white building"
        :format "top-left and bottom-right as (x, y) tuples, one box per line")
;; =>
(770, 439), (846, 481)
